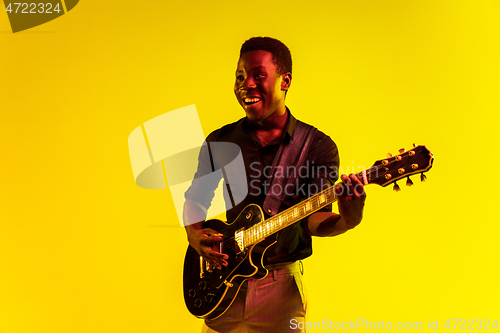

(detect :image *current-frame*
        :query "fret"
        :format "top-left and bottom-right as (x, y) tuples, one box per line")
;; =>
(319, 193), (325, 204)
(305, 200), (311, 212)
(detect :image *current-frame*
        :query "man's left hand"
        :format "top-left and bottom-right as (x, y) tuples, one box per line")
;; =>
(335, 173), (366, 229)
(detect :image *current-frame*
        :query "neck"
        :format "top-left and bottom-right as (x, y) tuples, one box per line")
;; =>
(255, 105), (288, 131)
(254, 107), (288, 145)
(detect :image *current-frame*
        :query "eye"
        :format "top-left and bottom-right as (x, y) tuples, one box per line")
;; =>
(236, 75), (244, 81)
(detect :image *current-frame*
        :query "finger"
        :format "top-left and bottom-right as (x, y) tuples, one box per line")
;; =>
(335, 183), (343, 197)
(201, 249), (227, 269)
(206, 251), (228, 269)
(200, 237), (218, 246)
(334, 181), (350, 200)
(204, 228), (223, 237)
(349, 174), (365, 198)
(335, 184), (343, 197)
(341, 174), (353, 199)
(202, 244), (229, 262)
(204, 229), (224, 242)
(210, 248), (229, 261)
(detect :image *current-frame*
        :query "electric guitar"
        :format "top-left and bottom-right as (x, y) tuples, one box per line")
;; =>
(184, 145), (434, 319)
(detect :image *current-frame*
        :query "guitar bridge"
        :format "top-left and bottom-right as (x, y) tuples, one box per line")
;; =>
(199, 256), (205, 279)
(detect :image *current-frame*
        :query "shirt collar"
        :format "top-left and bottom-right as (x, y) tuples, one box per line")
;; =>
(284, 107), (296, 140)
(242, 106), (296, 143)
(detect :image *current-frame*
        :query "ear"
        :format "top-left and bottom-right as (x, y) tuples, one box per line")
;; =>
(280, 73), (292, 91)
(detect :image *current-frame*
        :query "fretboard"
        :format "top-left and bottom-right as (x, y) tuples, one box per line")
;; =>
(242, 184), (339, 247)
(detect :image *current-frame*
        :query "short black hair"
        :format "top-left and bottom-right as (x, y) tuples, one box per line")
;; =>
(239, 37), (292, 75)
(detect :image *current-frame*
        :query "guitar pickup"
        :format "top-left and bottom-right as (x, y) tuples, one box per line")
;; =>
(235, 229), (245, 254)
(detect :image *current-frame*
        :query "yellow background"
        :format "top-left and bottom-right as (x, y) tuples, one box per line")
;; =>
(1, 0), (499, 331)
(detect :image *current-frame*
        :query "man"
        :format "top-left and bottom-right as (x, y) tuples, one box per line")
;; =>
(184, 37), (366, 332)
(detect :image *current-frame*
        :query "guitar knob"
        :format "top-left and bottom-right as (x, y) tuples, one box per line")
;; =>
(205, 294), (215, 303)
(387, 153), (393, 158)
(188, 289), (196, 298)
(406, 176), (413, 187)
(399, 148), (406, 153)
(420, 173), (427, 182)
(413, 143), (417, 148)
(198, 281), (208, 290)
(194, 299), (203, 308)
(393, 181), (401, 192)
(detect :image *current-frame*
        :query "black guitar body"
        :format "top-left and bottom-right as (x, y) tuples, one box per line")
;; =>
(183, 204), (274, 319)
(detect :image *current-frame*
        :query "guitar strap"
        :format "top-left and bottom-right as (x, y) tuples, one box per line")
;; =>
(263, 120), (317, 216)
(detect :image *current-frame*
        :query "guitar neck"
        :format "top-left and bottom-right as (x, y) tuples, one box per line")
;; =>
(242, 180), (342, 247)
(241, 144), (434, 247)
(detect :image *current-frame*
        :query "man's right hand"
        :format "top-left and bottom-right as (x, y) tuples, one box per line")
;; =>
(183, 199), (228, 269)
(186, 226), (228, 270)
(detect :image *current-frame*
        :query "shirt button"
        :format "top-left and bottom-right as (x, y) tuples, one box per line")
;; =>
(267, 209), (272, 214)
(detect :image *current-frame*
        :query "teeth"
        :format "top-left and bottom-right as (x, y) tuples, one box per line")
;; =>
(244, 98), (261, 103)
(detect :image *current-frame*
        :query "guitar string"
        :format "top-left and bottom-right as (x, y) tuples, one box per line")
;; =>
(218, 164), (390, 257)
(220, 182), (339, 257)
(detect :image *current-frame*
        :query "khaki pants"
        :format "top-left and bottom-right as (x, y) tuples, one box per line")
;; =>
(202, 261), (307, 333)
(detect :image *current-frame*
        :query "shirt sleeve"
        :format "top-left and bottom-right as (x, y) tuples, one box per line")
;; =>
(184, 131), (222, 211)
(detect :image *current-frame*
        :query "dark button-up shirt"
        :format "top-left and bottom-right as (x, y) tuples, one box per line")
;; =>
(185, 109), (339, 264)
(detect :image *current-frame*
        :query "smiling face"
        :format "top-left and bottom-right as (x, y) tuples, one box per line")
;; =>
(234, 50), (291, 124)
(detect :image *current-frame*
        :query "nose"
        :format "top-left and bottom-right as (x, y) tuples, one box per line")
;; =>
(241, 76), (256, 90)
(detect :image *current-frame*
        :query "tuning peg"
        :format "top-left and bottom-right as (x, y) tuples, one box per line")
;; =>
(387, 153), (393, 158)
(420, 173), (427, 182)
(399, 148), (406, 154)
(406, 176), (413, 186)
(393, 181), (401, 192)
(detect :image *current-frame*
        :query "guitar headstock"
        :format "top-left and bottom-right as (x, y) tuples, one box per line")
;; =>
(361, 145), (434, 190)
